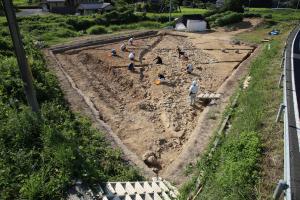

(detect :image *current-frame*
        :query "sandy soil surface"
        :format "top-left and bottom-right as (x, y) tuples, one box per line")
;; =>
(54, 23), (256, 175)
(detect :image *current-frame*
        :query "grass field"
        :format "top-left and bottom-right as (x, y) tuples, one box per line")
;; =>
(146, 7), (208, 18)
(180, 8), (300, 200)
(13, 0), (39, 6)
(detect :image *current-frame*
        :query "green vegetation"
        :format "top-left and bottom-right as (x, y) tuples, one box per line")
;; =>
(215, 12), (243, 26)
(146, 7), (207, 18)
(87, 25), (108, 34)
(0, 17), (143, 199)
(5, 6), (206, 45)
(206, 11), (244, 27)
(12, 0), (40, 7)
(180, 35), (285, 200)
(248, 8), (300, 21)
(224, 0), (244, 13)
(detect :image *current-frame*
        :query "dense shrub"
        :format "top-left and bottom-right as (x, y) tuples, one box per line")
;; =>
(102, 10), (120, 23)
(224, 0), (244, 13)
(263, 14), (272, 19)
(0, 24), (142, 199)
(215, 12), (243, 26)
(0, 38), (13, 56)
(242, 0), (272, 8)
(87, 25), (108, 34)
(102, 9), (139, 24)
(206, 11), (233, 22)
(66, 18), (95, 31)
(147, 15), (173, 23)
(243, 13), (262, 18)
(203, 9), (219, 17)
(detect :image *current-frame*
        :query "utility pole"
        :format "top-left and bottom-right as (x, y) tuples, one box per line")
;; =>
(2, 0), (39, 112)
(169, 0), (172, 23)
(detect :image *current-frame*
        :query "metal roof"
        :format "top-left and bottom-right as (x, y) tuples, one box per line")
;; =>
(46, 0), (65, 2)
(77, 3), (111, 10)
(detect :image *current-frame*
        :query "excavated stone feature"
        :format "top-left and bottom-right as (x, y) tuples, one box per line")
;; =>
(54, 33), (254, 175)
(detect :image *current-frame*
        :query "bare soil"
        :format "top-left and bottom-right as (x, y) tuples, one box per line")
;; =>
(46, 18), (262, 183)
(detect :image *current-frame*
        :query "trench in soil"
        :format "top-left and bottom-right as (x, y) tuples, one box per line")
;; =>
(53, 33), (255, 175)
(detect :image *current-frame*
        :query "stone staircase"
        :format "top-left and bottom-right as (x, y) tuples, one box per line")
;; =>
(68, 177), (179, 200)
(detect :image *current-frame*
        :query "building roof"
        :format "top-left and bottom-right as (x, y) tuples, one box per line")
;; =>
(77, 3), (111, 10)
(216, 0), (225, 7)
(46, 0), (65, 2)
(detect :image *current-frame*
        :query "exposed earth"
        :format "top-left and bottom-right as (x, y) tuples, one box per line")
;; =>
(47, 18), (262, 182)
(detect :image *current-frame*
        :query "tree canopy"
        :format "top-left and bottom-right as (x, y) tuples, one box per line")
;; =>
(224, 0), (244, 12)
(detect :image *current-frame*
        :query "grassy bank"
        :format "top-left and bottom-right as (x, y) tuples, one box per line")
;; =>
(0, 16), (143, 200)
(180, 9), (300, 200)
(146, 7), (207, 18)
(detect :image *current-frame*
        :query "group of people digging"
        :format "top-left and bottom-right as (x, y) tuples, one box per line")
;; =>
(110, 38), (199, 106)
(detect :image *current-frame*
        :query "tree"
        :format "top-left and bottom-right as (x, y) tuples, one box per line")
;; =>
(0, 1), (4, 16)
(289, 0), (300, 8)
(224, 0), (244, 12)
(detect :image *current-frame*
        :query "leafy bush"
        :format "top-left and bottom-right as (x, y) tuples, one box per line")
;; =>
(203, 9), (219, 18)
(206, 11), (233, 22)
(215, 12), (243, 26)
(147, 15), (173, 23)
(243, 13), (262, 18)
(102, 9), (139, 24)
(224, 0), (244, 13)
(87, 25), (108, 35)
(0, 38), (13, 56)
(263, 14), (272, 19)
(0, 25), (142, 199)
(66, 18), (95, 31)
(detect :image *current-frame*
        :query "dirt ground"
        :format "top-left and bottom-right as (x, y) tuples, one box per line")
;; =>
(53, 19), (259, 176)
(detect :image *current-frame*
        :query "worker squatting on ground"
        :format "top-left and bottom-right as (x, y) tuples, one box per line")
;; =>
(120, 43), (126, 51)
(177, 46), (185, 58)
(128, 52), (135, 61)
(128, 62), (134, 71)
(111, 48), (117, 56)
(128, 37), (134, 45)
(186, 64), (193, 74)
(139, 68), (144, 81)
(153, 56), (163, 64)
(189, 80), (198, 106)
(158, 73), (166, 80)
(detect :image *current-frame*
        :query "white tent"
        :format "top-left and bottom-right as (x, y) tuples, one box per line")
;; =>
(175, 23), (187, 31)
(187, 20), (207, 32)
(175, 15), (209, 32)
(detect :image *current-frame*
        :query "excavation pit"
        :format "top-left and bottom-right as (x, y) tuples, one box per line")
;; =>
(47, 27), (258, 181)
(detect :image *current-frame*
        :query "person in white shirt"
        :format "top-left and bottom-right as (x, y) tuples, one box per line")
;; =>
(128, 37), (134, 45)
(128, 52), (135, 61)
(189, 80), (198, 106)
(120, 43), (126, 51)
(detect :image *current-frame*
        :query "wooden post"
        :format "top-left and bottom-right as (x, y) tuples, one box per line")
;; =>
(2, 0), (39, 112)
